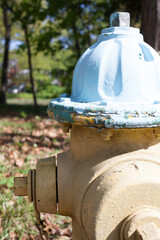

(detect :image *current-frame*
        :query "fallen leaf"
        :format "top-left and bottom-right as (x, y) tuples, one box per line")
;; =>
(60, 228), (72, 237)
(32, 129), (43, 137)
(10, 150), (19, 159)
(9, 231), (17, 239)
(7, 200), (15, 207)
(15, 158), (24, 167)
(3, 172), (11, 177)
(22, 143), (30, 153)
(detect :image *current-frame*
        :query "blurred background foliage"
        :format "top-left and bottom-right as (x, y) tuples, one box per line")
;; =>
(0, 0), (159, 109)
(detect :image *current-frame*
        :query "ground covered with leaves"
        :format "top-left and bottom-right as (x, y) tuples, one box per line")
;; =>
(0, 109), (72, 240)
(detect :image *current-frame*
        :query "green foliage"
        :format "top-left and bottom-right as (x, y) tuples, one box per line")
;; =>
(33, 0), (141, 92)
(7, 92), (33, 99)
(34, 71), (66, 98)
(0, 0), (141, 103)
(37, 84), (66, 99)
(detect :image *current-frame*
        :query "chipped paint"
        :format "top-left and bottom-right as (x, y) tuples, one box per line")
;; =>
(47, 96), (160, 129)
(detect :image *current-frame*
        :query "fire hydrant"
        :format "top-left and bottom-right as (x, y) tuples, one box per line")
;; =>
(14, 12), (160, 240)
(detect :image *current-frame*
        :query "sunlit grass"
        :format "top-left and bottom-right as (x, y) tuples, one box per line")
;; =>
(0, 115), (71, 239)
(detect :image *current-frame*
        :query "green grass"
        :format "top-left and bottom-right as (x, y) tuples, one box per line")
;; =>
(0, 149), (36, 239)
(7, 92), (33, 99)
(6, 84), (67, 100)
(0, 190), (37, 239)
(0, 109), (71, 239)
(0, 103), (48, 117)
(0, 120), (35, 132)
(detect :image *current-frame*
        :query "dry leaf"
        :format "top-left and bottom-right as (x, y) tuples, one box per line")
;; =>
(15, 158), (24, 167)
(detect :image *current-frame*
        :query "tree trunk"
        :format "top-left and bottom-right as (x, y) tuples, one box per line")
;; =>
(0, 4), (11, 104)
(86, 25), (91, 47)
(141, 0), (160, 51)
(73, 23), (81, 59)
(24, 25), (38, 111)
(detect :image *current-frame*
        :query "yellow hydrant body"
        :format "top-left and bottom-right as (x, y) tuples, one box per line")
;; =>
(14, 127), (160, 239)
(14, 12), (160, 239)
(58, 126), (160, 239)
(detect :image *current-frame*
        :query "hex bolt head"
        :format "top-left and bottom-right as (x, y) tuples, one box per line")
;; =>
(60, 123), (71, 133)
(135, 222), (160, 240)
(121, 208), (160, 240)
(110, 12), (130, 27)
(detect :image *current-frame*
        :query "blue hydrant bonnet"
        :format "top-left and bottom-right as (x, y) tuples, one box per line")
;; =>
(48, 12), (160, 129)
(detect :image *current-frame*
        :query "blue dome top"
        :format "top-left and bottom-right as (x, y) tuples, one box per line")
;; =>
(71, 26), (160, 104)
(48, 13), (160, 129)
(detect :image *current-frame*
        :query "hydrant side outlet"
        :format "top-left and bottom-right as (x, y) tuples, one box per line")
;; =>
(14, 156), (58, 214)
(36, 156), (57, 214)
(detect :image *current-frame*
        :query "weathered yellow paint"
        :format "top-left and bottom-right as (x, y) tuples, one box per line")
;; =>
(14, 125), (160, 239)
(48, 109), (55, 119)
(48, 108), (109, 128)
(57, 126), (160, 239)
(72, 114), (97, 126)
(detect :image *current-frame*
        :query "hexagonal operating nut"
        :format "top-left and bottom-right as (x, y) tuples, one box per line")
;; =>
(14, 177), (28, 196)
(110, 12), (130, 27)
(14, 169), (33, 202)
